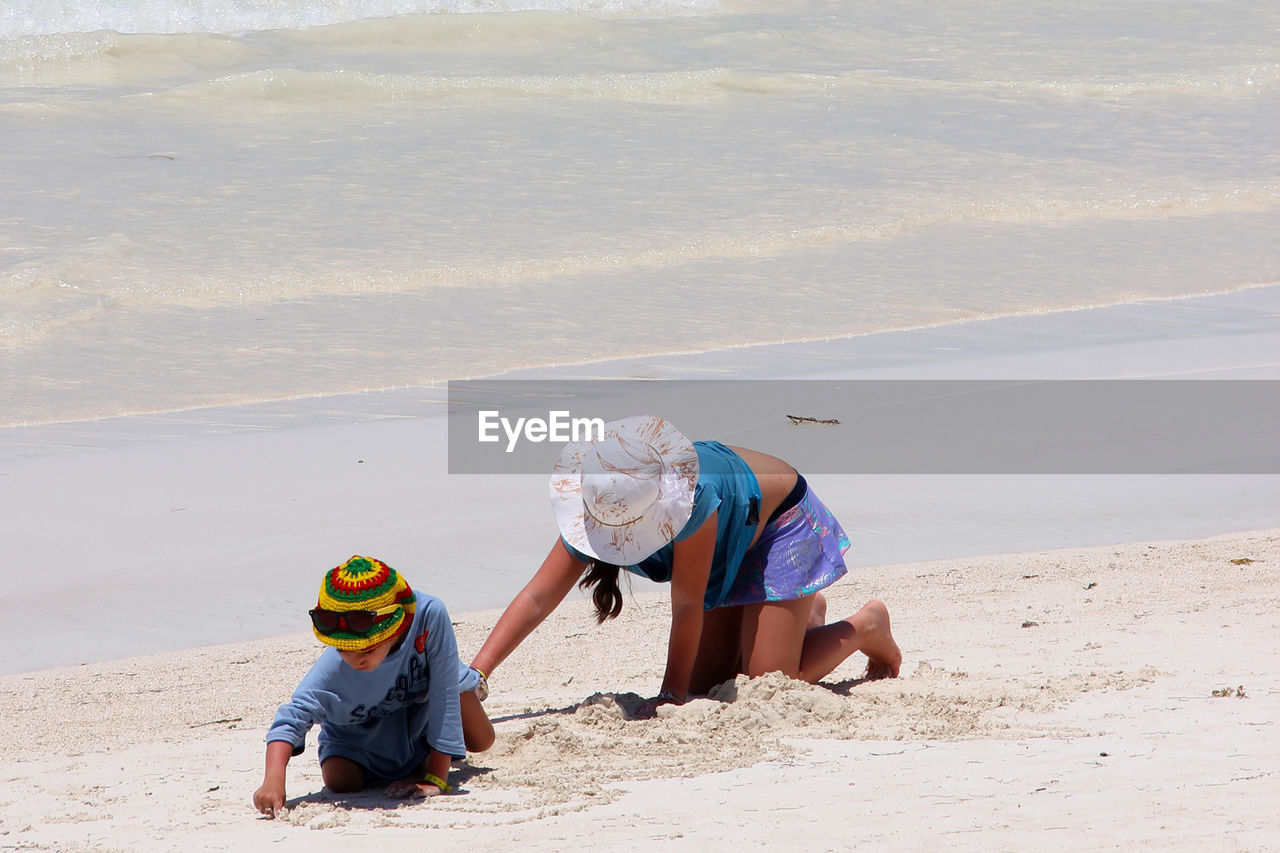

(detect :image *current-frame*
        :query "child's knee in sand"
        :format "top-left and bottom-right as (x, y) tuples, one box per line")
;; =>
(320, 756), (365, 793)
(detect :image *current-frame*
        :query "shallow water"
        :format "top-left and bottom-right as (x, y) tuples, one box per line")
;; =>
(2, 0), (1278, 425)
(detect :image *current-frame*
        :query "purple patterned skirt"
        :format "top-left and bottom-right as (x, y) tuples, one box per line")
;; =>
(718, 486), (850, 607)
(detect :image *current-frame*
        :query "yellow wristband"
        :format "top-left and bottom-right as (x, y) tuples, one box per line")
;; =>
(474, 668), (489, 702)
(422, 772), (452, 794)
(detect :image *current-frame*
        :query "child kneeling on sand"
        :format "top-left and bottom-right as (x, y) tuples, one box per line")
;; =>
(253, 555), (494, 817)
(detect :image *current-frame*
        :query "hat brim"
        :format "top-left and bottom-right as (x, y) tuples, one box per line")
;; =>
(549, 415), (698, 564)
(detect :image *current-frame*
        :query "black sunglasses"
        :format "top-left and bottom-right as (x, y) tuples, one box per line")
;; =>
(309, 603), (401, 635)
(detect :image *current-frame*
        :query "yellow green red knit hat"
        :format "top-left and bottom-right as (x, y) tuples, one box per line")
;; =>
(314, 555), (416, 652)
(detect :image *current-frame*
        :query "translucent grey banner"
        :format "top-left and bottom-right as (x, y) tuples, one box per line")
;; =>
(446, 380), (1280, 475)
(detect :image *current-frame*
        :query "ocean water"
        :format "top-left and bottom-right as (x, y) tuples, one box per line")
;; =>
(1, 0), (1278, 426)
(3, 0), (1280, 672)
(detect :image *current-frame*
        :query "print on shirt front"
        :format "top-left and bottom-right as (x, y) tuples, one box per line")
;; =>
(349, 652), (430, 724)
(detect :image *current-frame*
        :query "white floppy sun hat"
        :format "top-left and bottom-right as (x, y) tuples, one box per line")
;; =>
(549, 415), (699, 565)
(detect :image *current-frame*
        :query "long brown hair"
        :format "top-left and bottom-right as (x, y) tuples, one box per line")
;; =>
(579, 560), (624, 624)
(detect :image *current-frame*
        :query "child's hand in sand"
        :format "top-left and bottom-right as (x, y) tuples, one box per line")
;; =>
(386, 779), (446, 799)
(253, 782), (286, 818)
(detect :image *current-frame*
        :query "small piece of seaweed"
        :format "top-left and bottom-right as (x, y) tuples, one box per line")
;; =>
(1211, 685), (1247, 698)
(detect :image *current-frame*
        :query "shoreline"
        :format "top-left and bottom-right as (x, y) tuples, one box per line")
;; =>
(2, 286), (1279, 674)
(3, 527), (1276, 851)
(5, 282), (1278, 442)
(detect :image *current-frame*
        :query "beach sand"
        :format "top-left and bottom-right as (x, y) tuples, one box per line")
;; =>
(2, 290), (1277, 850)
(2, 528), (1276, 852)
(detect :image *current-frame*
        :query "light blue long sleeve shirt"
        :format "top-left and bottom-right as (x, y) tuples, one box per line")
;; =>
(266, 593), (467, 779)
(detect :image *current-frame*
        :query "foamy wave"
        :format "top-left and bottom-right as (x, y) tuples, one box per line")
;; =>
(148, 65), (746, 105)
(863, 65), (1280, 99)
(0, 30), (255, 87)
(131, 63), (1280, 108)
(0, 30), (114, 65)
(998, 66), (1280, 98)
(190, 63), (1273, 108)
(0, 270), (113, 348)
(5, 182), (1274, 336)
(2, 0), (717, 39)
(381, 185), (1280, 287)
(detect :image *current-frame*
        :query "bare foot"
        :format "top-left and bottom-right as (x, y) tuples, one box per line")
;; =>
(854, 599), (901, 680)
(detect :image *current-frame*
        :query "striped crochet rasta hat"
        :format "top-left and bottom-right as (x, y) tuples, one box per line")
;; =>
(313, 555), (416, 652)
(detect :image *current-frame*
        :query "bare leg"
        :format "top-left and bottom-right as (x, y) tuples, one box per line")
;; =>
(688, 605), (744, 695)
(741, 596), (901, 683)
(809, 592), (827, 630)
(740, 595), (810, 678)
(460, 691), (495, 753)
(800, 599), (901, 682)
(320, 756), (366, 793)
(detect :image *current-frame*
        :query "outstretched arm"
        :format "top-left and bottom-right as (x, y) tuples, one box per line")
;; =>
(472, 539), (584, 679)
(253, 739), (294, 817)
(660, 511), (716, 702)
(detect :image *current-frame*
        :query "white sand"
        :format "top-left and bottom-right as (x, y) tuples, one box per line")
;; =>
(1, 288), (1277, 850)
(1, 530), (1276, 851)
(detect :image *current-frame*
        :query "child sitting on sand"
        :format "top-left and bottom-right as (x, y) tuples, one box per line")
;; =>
(253, 555), (494, 817)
